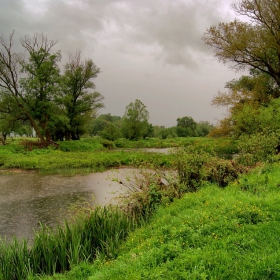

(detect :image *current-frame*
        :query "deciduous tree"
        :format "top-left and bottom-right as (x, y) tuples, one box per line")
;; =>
(0, 32), (61, 143)
(203, 0), (280, 91)
(122, 99), (150, 140)
(59, 51), (104, 140)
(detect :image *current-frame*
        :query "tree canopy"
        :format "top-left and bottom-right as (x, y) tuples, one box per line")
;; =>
(122, 99), (150, 140)
(203, 0), (280, 92)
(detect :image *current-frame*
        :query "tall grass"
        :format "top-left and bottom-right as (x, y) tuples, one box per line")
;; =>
(0, 206), (137, 280)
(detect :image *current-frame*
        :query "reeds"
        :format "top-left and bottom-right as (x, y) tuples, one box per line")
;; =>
(0, 206), (137, 280)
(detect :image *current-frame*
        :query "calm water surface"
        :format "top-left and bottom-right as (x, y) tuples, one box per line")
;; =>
(0, 169), (132, 241)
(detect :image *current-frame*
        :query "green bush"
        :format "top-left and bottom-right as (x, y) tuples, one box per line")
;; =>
(237, 131), (280, 166)
(58, 140), (103, 152)
(174, 147), (246, 189)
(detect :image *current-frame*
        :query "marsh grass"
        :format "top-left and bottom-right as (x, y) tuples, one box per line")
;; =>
(0, 206), (138, 280)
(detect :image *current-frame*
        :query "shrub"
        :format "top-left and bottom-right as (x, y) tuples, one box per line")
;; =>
(206, 158), (247, 188)
(174, 147), (246, 189)
(174, 147), (212, 192)
(237, 131), (280, 166)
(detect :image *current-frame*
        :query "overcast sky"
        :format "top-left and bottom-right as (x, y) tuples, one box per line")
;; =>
(0, 0), (242, 126)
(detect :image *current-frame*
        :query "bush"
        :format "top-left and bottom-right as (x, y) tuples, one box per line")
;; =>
(206, 158), (247, 188)
(237, 131), (280, 166)
(174, 147), (246, 189)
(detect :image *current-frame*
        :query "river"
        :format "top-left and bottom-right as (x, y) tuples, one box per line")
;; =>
(0, 169), (134, 241)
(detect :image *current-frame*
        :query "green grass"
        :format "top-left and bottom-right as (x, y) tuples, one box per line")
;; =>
(40, 162), (280, 280)
(0, 206), (138, 280)
(0, 137), (238, 174)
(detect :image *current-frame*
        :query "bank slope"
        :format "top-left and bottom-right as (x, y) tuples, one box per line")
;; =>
(42, 163), (280, 280)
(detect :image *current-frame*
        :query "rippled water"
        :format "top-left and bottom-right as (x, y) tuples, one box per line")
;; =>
(0, 169), (132, 241)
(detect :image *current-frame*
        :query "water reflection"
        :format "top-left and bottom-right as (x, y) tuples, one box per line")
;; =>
(0, 170), (130, 241)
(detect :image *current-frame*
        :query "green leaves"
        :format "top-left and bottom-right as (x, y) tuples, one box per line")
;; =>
(122, 99), (150, 140)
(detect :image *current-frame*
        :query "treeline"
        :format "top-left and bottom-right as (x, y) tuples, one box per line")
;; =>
(89, 112), (214, 141)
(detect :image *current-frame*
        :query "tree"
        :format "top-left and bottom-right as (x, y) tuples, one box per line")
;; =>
(211, 70), (278, 137)
(0, 32), (61, 143)
(203, 0), (280, 92)
(59, 51), (104, 140)
(196, 121), (214, 137)
(122, 99), (150, 140)
(0, 32), (104, 143)
(0, 90), (27, 144)
(99, 123), (121, 141)
(176, 116), (197, 137)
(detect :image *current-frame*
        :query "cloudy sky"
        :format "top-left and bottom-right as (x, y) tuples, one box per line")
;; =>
(0, 0), (242, 127)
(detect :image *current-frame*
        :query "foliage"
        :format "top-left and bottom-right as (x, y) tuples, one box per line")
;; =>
(176, 116), (197, 137)
(0, 206), (137, 280)
(210, 71), (280, 137)
(122, 99), (150, 140)
(99, 123), (121, 141)
(0, 32), (103, 143)
(175, 146), (246, 189)
(236, 131), (280, 166)
(87, 114), (122, 137)
(58, 51), (104, 140)
(203, 0), (280, 90)
(153, 126), (177, 139)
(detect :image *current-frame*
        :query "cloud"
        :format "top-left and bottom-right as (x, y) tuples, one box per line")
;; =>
(0, 0), (238, 125)
(1, 0), (234, 66)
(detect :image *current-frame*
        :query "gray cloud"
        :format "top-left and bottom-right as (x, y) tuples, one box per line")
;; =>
(0, 0), (238, 126)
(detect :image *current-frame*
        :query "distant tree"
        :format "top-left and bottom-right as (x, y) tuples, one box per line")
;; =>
(98, 113), (121, 123)
(122, 99), (150, 140)
(99, 123), (121, 141)
(176, 116), (197, 137)
(87, 114), (122, 137)
(153, 125), (177, 139)
(196, 121), (214, 137)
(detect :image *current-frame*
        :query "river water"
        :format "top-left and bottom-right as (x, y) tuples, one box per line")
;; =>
(0, 169), (134, 241)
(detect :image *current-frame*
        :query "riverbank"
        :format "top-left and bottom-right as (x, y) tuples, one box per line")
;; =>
(40, 162), (280, 280)
(0, 137), (238, 174)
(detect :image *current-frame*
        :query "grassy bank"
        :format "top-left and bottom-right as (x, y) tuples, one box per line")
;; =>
(0, 137), (237, 174)
(39, 162), (280, 280)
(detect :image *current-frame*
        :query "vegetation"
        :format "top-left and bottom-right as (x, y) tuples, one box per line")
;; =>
(204, 0), (280, 140)
(0, 137), (239, 174)
(203, 0), (280, 89)
(2, 1), (280, 279)
(0, 32), (104, 144)
(0, 206), (138, 280)
(121, 99), (150, 140)
(16, 158), (279, 279)
(1, 134), (278, 279)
